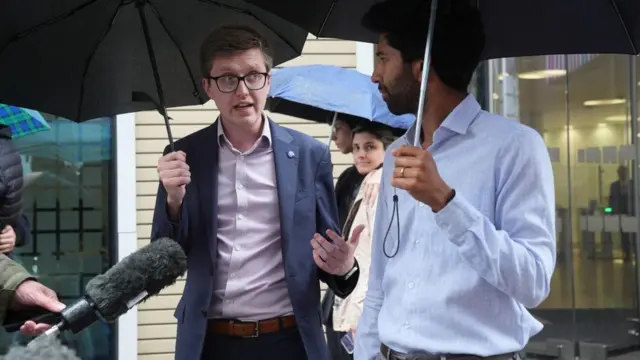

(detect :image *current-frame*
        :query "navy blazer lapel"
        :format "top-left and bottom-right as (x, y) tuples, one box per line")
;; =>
(194, 122), (219, 264)
(270, 119), (299, 258)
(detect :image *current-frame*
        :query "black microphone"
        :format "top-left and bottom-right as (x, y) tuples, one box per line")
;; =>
(3, 336), (80, 360)
(28, 237), (186, 338)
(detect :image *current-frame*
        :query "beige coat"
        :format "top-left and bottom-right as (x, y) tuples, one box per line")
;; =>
(332, 167), (382, 332)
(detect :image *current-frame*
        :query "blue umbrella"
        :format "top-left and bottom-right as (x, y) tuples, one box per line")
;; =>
(267, 65), (414, 130)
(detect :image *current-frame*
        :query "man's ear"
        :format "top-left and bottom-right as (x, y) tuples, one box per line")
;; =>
(412, 61), (436, 84)
(412, 60), (424, 82)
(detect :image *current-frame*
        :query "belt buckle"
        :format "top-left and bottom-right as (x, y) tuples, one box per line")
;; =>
(242, 320), (259, 338)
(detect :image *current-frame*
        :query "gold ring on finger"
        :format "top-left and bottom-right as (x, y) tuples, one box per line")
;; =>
(400, 167), (406, 177)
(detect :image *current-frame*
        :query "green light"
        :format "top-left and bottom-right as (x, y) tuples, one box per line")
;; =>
(604, 207), (613, 213)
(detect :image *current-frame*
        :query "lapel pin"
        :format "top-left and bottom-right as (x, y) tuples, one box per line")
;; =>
(287, 151), (295, 159)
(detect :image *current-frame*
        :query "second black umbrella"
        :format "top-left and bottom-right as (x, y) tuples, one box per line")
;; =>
(243, 0), (640, 59)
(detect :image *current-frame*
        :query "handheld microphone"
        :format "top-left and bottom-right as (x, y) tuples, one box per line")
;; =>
(24, 237), (186, 338)
(3, 336), (80, 360)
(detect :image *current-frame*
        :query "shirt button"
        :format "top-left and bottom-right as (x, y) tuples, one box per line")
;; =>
(237, 184), (243, 190)
(237, 214), (243, 220)
(230, 273), (235, 278)
(201, 309), (208, 317)
(403, 322), (409, 328)
(419, 203), (425, 207)
(408, 282), (414, 289)
(415, 240), (420, 245)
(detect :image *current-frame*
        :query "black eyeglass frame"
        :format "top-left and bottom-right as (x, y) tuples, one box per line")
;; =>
(205, 72), (269, 93)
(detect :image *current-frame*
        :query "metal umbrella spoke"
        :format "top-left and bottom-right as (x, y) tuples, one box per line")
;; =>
(135, 0), (176, 148)
(78, 4), (124, 121)
(146, 2), (201, 100)
(0, 0), (101, 51)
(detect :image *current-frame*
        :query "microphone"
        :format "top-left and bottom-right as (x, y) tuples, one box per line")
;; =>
(3, 337), (80, 360)
(28, 237), (186, 338)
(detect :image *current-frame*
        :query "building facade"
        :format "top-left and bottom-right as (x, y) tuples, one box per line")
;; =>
(475, 55), (640, 359)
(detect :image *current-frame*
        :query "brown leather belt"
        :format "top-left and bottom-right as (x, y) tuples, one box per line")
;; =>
(208, 315), (297, 338)
(380, 344), (516, 360)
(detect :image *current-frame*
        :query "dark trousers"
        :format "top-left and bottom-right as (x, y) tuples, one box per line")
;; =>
(324, 300), (353, 360)
(201, 327), (307, 360)
(326, 327), (353, 360)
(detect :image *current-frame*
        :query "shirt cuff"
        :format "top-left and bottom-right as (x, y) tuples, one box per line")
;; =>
(433, 193), (480, 245)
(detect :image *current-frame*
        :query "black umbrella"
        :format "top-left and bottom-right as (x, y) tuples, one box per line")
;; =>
(242, 0), (640, 59)
(0, 0), (307, 148)
(245, 0), (639, 146)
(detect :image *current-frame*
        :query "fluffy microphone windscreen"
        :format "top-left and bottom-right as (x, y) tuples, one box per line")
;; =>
(3, 337), (80, 360)
(85, 237), (187, 321)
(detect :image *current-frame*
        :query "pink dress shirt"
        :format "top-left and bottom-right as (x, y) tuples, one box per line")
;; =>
(209, 118), (294, 321)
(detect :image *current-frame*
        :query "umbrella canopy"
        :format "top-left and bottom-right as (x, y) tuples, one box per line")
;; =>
(267, 65), (414, 129)
(0, 0), (308, 122)
(0, 104), (51, 139)
(243, 0), (640, 58)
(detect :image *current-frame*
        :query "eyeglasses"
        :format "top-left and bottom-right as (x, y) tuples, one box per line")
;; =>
(206, 73), (268, 93)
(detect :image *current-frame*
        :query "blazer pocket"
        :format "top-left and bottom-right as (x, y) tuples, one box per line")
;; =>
(295, 189), (309, 202)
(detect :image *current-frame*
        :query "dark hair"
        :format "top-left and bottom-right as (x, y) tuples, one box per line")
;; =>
(199, 25), (273, 77)
(361, 0), (485, 92)
(352, 122), (397, 149)
(334, 113), (363, 130)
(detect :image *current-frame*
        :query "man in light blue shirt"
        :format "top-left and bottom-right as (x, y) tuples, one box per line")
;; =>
(354, 1), (556, 360)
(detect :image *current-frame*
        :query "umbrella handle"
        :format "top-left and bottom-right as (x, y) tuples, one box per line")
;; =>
(412, 0), (439, 147)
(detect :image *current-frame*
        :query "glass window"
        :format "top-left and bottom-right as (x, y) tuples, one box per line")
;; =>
(483, 55), (640, 356)
(0, 114), (115, 360)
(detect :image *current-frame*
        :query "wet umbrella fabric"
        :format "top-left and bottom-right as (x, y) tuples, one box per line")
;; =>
(242, 0), (640, 58)
(0, 0), (307, 124)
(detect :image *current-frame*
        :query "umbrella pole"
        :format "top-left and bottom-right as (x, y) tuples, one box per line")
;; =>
(327, 112), (338, 147)
(412, 0), (439, 147)
(136, 0), (176, 151)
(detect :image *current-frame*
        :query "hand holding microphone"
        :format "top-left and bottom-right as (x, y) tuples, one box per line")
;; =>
(43, 237), (187, 338)
(9, 281), (65, 336)
(4, 237), (187, 339)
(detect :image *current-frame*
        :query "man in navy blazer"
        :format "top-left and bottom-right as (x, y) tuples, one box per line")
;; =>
(150, 26), (361, 360)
